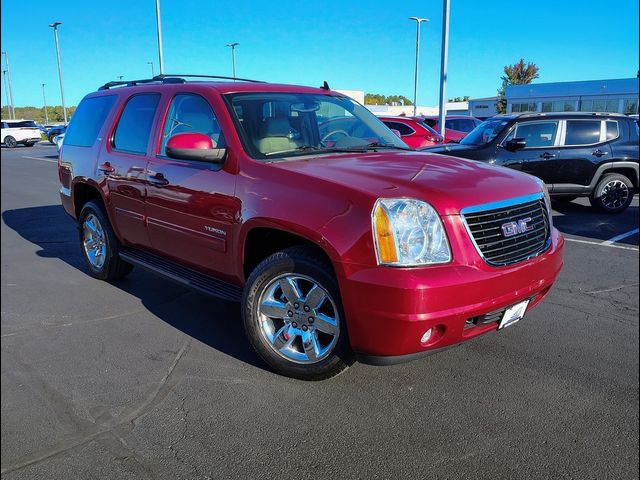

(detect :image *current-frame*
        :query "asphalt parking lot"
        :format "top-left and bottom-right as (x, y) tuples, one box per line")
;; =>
(1, 143), (638, 480)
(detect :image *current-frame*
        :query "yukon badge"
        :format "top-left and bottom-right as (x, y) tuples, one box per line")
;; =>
(501, 218), (534, 238)
(204, 226), (226, 236)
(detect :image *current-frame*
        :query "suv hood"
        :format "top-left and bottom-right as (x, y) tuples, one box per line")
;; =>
(421, 143), (482, 154)
(271, 150), (542, 216)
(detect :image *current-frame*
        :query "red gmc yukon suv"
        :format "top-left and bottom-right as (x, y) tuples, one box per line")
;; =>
(58, 75), (564, 380)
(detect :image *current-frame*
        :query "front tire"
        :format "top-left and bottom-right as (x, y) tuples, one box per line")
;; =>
(78, 200), (133, 280)
(589, 174), (634, 213)
(242, 246), (353, 380)
(4, 136), (17, 148)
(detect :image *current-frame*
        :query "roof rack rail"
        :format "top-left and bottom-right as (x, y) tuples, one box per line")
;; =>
(98, 73), (264, 90)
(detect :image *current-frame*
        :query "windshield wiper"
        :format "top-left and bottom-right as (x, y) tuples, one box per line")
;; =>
(365, 142), (411, 151)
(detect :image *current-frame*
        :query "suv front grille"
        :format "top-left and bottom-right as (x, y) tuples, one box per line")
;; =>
(462, 195), (551, 266)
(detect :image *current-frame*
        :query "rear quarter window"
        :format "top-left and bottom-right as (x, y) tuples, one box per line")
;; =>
(65, 95), (117, 147)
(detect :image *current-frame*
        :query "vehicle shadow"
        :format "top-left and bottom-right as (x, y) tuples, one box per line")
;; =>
(552, 202), (639, 245)
(2, 204), (264, 370)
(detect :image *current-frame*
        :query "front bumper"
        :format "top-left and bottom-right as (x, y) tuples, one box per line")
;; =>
(338, 226), (564, 360)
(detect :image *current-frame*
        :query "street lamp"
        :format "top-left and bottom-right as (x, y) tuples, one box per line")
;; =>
(2, 70), (11, 119)
(42, 83), (49, 124)
(48, 22), (68, 124)
(437, 0), (451, 138)
(226, 42), (239, 78)
(155, 0), (165, 74)
(408, 17), (429, 117)
(147, 61), (155, 77)
(1, 52), (15, 119)
(117, 76), (124, 80)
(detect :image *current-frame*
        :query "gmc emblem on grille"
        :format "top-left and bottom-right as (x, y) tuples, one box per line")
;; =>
(501, 217), (534, 237)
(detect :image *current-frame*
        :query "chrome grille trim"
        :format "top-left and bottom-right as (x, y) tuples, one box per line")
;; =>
(461, 193), (551, 267)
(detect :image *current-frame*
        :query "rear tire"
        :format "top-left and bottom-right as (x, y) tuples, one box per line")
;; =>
(242, 246), (353, 380)
(78, 200), (133, 280)
(48, 134), (56, 144)
(589, 174), (634, 213)
(4, 136), (17, 148)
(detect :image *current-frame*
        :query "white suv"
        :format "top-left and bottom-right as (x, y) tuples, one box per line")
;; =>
(1, 119), (42, 148)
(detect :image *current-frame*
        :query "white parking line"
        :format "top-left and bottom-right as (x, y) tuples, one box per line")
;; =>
(601, 228), (640, 246)
(564, 238), (639, 251)
(20, 155), (58, 163)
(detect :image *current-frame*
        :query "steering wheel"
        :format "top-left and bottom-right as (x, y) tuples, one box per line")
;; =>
(321, 129), (350, 144)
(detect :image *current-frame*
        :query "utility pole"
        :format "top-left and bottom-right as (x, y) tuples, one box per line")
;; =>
(155, 0), (165, 74)
(1, 52), (15, 119)
(2, 70), (11, 119)
(48, 22), (68, 124)
(437, 0), (450, 138)
(147, 61), (155, 77)
(42, 83), (49, 124)
(226, 42), (239, 78)
(408, 17), (429, 117)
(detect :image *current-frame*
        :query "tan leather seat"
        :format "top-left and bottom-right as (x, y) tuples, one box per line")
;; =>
(256, 117), (299, 154)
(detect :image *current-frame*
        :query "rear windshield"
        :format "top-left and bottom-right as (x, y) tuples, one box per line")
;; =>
(64, 95), (117, 147)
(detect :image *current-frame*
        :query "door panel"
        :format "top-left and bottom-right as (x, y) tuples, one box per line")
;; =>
(102, 93), (161, 247)
(145, 93), (239, 278)
(553, 120), (607, 186)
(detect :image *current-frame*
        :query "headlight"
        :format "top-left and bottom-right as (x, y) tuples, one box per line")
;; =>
(372, 198), (451, 266)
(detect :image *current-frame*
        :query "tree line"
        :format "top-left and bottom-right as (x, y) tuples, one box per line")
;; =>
(1, 105), (76, 124)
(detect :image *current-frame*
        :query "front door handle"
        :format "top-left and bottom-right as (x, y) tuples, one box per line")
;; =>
(592, 149), (609, 157)
(540, 152), (556, 159)
(98, 162), (115, 174)
(148, 172), (169, 187)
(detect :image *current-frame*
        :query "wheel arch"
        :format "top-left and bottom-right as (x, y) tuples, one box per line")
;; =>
(239, 221), (342, 283)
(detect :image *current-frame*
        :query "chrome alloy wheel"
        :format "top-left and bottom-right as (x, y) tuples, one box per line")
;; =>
(601, 180), (630, 210)
(257, 274), (340, 364)
(82, 213), (107, 270)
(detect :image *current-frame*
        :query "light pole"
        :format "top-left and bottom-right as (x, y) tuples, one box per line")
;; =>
(42, 83), (49, 124)
(147, 61), (155, 77)
(408, 17), (429, 117)
(1, 52), (15, 119)
(155, 0), (165, 74)
(226, 42), (239, 78)
(437, 0), (450, 138)
(117, 76), (124, 81)
(2, 70), (11, 119)
(48, 22), (68, 124)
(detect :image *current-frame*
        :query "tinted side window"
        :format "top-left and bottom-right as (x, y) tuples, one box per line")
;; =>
(383, 121), (413, 136)
(160, 94), (224, 155)
(65, 95), (117, 147)
(422, 118), (437, 128)
(606, 121), (619, 140)
(564, 120), (601, 146)
(113, 94), (160, 154)
(514, 121), (559, 148)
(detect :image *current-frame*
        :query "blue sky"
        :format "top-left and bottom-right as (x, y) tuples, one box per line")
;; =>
(1, 0), (638, 107)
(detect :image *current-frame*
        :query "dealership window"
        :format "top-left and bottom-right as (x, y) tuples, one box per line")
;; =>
(511, 102), (537, 113)
(564, 120), (601, 146)
(623, 98), (639, 114)
(580, 100), (593, 112)
(542, 101), (575, 112)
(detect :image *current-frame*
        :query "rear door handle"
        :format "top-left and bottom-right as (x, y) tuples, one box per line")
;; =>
(540, 152), (556, 159)
(98, 162), (115, 174)
(592, 149), (609, 157)
(148, 172), (169, 187)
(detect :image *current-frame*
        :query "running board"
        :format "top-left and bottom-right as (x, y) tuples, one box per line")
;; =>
(119, 249), (243, 302)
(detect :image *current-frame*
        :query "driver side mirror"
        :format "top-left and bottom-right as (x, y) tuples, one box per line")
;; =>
(166, 133), (226, 164)
(505, 137), (526, 151)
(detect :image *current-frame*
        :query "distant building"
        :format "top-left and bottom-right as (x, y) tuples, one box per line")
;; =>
(468, 96), (498, 119)
(365, 101), (469, 117)
(506, 78), (638, 114)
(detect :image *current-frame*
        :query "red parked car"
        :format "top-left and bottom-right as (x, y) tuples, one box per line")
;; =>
(379, 116), (443, 149)
(420, 115), (483, 143)
(58, 75), (564, 380)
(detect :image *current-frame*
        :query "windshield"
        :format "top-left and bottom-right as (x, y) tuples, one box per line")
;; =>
(460, 118), (511, 146)
(225, 92), (409, 159)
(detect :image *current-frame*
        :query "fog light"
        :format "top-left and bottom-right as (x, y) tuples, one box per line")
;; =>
(420, 328), (433, 344)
